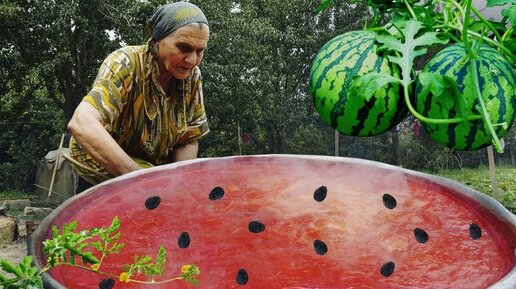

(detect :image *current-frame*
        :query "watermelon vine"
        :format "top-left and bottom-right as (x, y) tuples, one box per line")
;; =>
(311, 0), (515, 153)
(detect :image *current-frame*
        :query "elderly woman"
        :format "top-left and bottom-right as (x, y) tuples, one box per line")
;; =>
(67, 2), (210, 185)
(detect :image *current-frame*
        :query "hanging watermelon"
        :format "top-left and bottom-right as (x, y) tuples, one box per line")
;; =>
(415, 43), (516, 151)
(309, 30), (407, 136)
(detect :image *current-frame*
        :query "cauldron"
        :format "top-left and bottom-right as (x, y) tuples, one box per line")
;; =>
(31, 155), (516, 288)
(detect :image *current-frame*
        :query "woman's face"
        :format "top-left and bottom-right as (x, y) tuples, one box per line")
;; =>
(156, 23), (210, 80)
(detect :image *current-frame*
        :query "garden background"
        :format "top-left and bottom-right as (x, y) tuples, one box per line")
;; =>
(0, 0), (514, 212)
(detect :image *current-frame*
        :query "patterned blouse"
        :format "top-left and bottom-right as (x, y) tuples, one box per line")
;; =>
(70, 41), (209, 167)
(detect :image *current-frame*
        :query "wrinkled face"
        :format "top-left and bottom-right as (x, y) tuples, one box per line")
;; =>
(156, 23), (210, 80)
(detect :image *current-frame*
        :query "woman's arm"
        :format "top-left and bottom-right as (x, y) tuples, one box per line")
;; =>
(170, 141), (199, 162)
(67, 102), (142, 176)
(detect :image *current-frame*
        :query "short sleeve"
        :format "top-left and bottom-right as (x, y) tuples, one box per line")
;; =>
(175, 68), (210, 147)
(82, 49), (134, 132)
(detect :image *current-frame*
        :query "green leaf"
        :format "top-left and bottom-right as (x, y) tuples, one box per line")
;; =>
(28, 267), (39, 278)
(502, 5), (516, 26)
(107, 216), (120, 234)
(316, 0), (334, 12)
(0, 260), (22, 277)
(80, 252), (100, 265)
(375, 20), (448, 86)
(30, 275), (44, 289)
(349, 72), (401, 102)
(64, 221), (78, 234)
(487, 0), (515, 7)
(110, 232), (121, 242)
(418, 72), (448, 97)
(181, 264), (201, 286)
(153, 247), (167, 276)
(21, 256), (33, 273)
(139, 256), (152, 264)
(0, 257), (43, 289)
(52, 226), (59, 238)
(108, 243), (125, 254)
(418, 72), (470, 117)
(70, 252), (76, 265)
(91, 241), (103, 251)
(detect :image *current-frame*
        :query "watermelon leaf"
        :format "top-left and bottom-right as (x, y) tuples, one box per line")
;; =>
(418, 72), (470, 117)
(316, 0), (334, 12)
(418, 72), (447, 96)
(349, 72), (401, 102)
(487, 0), (515, 7)
(375, 20), (448, 87)
(502, 5), (516, 26)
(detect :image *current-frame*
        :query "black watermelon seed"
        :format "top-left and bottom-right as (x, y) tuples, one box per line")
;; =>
(382, 194), (397, 209)
(209, 187), (225, 201)
(248, 221), (265, 233)
(178, 232), (190, 248)
(313, 240), (328, 255)
(469, 223), (482, 240)
(414, 228), (429, 243)
(381, 261), (395, 277)
(145, 196), (161, 210)
(314, 186), (328, 202)
(99, 278), (115, 289)
(236, 268), (249, 285)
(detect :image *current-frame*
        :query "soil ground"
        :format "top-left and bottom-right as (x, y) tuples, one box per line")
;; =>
(0, 239), (28, 266)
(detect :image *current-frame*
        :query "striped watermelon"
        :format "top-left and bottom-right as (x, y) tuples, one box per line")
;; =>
(309, 30), (407, 136)
(415, 43), (516, 151)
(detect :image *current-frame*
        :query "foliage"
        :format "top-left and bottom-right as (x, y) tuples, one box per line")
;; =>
(0, 217), (199, 288)
(0, 0), (166, 190)
(198, 0), (369, 155)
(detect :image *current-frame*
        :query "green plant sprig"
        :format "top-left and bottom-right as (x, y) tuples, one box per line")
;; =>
(0, 217), (200, 288)
(0, 256), (43, 289)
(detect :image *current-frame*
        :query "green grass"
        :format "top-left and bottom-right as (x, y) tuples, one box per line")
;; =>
(0, 191), (37, 201)
(435, 166), (516, 214)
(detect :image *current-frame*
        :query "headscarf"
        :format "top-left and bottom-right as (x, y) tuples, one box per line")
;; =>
(148, 2), (208, 41)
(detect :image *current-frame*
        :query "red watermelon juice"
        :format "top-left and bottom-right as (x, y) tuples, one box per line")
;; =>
(31, 155), (516, 289)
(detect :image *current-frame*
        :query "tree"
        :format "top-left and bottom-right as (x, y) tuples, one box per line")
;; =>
(0, 0), (157, 190)
(197, 0), (369, 156)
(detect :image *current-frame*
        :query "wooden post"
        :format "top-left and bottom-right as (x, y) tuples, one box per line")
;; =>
(335, 130), (339, 156)
(48, 134), (65, 200)
(487, 145), (498, 199)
